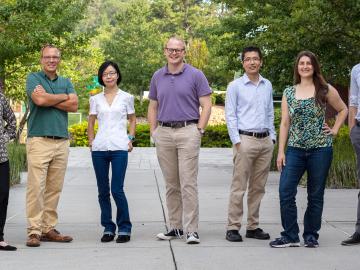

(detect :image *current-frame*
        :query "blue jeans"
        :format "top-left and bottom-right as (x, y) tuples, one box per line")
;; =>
(91, 150), (131, 235)
(279, 146), (332, 242)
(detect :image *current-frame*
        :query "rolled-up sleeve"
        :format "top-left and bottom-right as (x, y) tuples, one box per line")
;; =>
(225, 82), (240, 145)
(349, 65), (360, 108)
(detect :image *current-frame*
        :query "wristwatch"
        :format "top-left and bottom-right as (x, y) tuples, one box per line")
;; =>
(198, 128), (205, 136)
(128, 135), (135, 141)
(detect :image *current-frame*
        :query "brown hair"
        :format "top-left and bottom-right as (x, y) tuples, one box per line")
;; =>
(40, 44), (61, 58)
(164, 35), (186, 50)
(294, 51), (328, 107)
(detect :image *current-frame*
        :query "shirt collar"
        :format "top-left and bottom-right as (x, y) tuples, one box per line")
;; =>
(243, 73), (265, 85)
(101, 89), (121, 96)
(40, 70), (58, 81)
(164, 63), (187, 75)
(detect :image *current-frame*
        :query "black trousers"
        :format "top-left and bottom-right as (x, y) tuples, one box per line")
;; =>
(0, 161), (10, 241)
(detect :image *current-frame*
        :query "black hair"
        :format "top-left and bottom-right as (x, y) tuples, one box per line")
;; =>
(97, 60), (122, 86)
(241, 46), (263, 61)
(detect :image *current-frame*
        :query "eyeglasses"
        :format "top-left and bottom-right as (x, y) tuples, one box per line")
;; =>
(243, 57), (261, 63)
(102, 71), (117, 78)
(165, 48), (185, 54)
(42, 56), (60, 61)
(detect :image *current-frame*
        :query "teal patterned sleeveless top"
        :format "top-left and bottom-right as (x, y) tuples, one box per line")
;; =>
(284, 86), (332, 149)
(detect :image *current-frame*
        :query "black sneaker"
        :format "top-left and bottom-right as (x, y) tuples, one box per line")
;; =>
(186, 232), (200, 244)
(304, 238), (319, 248)
(269, 237), (300, 248)
(101, 233), (115, 242)
(116, 235), (130, 243)
(341, 232), (360, 246)
(156, 229), (183, 240)
(226, 230), (243, 242)
(246, 228), (270, 240)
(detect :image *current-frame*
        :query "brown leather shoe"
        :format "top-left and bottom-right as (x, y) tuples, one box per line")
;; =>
(26, 234), (41, 247)
(41, 229), (73, 243)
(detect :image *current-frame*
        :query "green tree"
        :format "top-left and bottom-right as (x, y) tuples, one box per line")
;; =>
(215, 0), (360, 91)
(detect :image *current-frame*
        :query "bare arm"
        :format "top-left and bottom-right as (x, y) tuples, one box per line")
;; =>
(87, 115), (96, 148)
(198, 95), (212, 129)
(127, 113), (136, 152)
(147, 99), (158, 136)
(54, 93), (78, 112)
(325, 85), (348, 135)
(31, 85), (68, 107)
(349, 106), (357, 129)
(277, 95), (290, 171)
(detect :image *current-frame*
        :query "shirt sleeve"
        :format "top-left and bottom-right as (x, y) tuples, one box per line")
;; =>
(127, 95), (135, 115)
(89, 96), (97, 115)
(1, 95), (17, 142)
(268, 82), (276, 141)
(195, 70), (212, 97)
(148, 73), (158, 101)
(225, 81), (240, 145)
(66, 78), (76, 94)
(349, 66), (359, 107)
(26, 73), (39, 98)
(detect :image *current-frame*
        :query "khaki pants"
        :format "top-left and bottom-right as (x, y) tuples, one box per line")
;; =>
(26, 137), (69, 236)
(227, 135), (273, 231)
(154, 124), (201, 233)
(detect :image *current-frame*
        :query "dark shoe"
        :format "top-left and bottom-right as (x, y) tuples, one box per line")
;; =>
(156, 229), (183, 240)
(341, 232), (360, 246)
(269, 236), (300, 248)
(304, 238), (319, 248)
(0, 243), (17, 251)
(116, 235), (130, 243)
(246, 228), (270, 240)
(186, 232), (200, 244)
(41, 229), (73, 242)
(101, 234), (115, 242)
(226, 230), (243, 242)
(26, 234), (41, 247)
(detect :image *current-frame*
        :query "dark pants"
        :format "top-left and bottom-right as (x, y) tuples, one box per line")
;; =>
(91, 150), (131, 235)
(350, 125), (360, 233)
(279, 146), (332, 242)
(0, 161), (10, 242)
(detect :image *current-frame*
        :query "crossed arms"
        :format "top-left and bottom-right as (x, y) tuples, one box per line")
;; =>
(31, 85), (78, 112)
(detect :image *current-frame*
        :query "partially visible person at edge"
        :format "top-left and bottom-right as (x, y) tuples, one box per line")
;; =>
(341, 63), (360, 246)
(225, 46), (276, 243)
(269, 51), (348, 248)
(87, 61), (136, 244)
(148, 36), (212, 244)
(0, 92), (17, 251)
(25, 44), (78, 247)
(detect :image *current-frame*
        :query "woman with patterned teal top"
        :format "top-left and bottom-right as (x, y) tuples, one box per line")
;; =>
(270, 51), (348, 248)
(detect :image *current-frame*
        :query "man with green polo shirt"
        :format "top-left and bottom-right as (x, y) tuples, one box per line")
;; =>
(25, 44), (78, 247)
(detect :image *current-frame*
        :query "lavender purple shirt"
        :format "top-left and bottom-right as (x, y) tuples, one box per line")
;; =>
(149, 63), (212, 122)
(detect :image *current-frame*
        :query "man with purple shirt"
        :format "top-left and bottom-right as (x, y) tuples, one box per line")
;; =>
(148, 36), (212, 244)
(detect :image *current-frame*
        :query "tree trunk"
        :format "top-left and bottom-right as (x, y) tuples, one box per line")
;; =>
(16, 103), (30, 143)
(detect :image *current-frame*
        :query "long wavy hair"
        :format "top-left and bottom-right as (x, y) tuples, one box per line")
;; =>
(294, 51), (328, 107)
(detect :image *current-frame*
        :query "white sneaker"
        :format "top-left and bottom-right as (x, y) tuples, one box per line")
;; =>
(156, 229), (183, 240)
(186, 232), (200, 244)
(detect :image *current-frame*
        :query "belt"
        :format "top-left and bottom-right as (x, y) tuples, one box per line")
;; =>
(158, 119), (198, 128)
(42, 136), (65, 140)
(239, 130), (269, 138)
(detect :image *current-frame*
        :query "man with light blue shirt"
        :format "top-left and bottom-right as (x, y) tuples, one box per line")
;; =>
(342, 63), (360, 246)
(225, 46), (275, 242)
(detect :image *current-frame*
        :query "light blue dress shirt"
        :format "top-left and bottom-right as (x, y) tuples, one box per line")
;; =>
(225, 73), (276, 145)
(349, 64), (360, 120)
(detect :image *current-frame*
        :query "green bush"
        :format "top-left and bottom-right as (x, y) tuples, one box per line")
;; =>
(211, 92), (226, 106)
(68, 121), (93, 147)
(133, 124), (151, 147)
(134, 98), (149, 118)
(201, 124), (232, 147)
(7, 142), (27, 186)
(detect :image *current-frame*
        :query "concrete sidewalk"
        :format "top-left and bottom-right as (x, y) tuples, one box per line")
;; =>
(1, 147), (359, 270)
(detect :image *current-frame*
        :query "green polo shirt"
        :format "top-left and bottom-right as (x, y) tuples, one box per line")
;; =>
(26, 71), (76, 138)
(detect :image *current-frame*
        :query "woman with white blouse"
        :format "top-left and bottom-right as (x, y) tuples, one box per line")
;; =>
(88, 61), (136, 243)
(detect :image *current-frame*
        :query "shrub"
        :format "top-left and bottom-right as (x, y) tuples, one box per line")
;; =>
(201, 124), (232, 147)
(134, 98), (149, 118)
(212, 92), (226, 106)
(7, 142), (27, 185)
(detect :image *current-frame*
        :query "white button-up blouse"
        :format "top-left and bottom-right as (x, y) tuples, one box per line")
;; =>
(89, 89), (135, 151)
